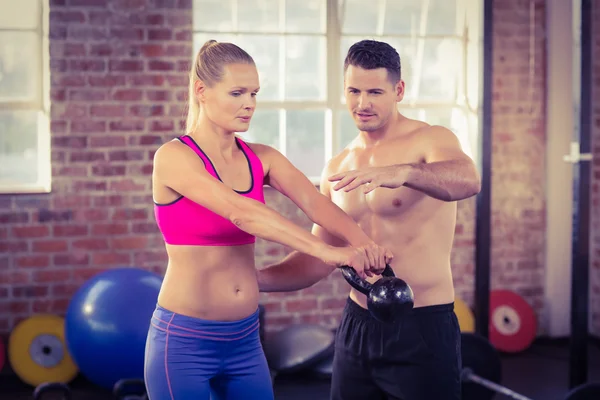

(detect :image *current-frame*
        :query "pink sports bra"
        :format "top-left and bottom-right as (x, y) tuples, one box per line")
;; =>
(154, 135), (265, 246)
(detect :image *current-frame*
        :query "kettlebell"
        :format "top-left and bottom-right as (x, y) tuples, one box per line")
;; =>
(340, 264), (414, 323)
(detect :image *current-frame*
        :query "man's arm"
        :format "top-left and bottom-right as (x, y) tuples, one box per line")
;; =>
(401, 126), (481, 201)
(258, 144), (375, 247)
(257, 165), (347, 293)
(257, 224), (342, 292)
(329, 126), (481, 202)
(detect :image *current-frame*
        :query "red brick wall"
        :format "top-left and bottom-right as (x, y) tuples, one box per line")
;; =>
(0, 0), (192, 333)
(0, 0), (548, 337)
(591, 0), (600, 337)
(487, 0), (548, 331)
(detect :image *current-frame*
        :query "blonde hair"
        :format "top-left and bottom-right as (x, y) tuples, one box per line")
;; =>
(185, 40), (255, 133)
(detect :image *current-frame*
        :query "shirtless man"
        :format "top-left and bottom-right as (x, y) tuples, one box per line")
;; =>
(257, 40), (481, 400)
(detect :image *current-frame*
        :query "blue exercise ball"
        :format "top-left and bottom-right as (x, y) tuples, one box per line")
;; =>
(65, 267), (162, 390)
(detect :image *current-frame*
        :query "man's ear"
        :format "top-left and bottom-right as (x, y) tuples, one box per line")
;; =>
(395, 80), (405, 102)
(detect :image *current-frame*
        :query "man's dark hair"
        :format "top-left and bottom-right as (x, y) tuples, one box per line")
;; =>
(344, 40), (401, 83)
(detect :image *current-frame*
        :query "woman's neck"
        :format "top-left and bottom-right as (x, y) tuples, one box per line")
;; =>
(190, 116), (237, 159)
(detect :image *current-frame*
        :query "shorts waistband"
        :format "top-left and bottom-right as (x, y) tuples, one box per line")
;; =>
(150, 303), (260, 341)
(343, 297), (455, 322)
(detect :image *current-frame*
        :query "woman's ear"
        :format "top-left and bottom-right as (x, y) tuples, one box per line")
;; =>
(194, 80), (207, 103)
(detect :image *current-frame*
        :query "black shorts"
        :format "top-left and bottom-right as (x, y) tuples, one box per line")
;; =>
(331, 298), (462, 400)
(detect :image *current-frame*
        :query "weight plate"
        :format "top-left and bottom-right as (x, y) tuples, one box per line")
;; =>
(8, 314), (78, 387)
(30, 334), (64, 368)
(0, 336), (5, 372)
(461, 333), (502, 400)
(454, 297), (475, 333)
(489, 290), (537, 353)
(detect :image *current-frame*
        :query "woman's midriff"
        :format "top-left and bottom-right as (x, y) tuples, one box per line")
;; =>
(157, 243), (260, 321)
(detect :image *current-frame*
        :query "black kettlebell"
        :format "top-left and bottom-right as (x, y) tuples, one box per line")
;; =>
(113, 378), (148, 400)
(33, 382), (72, 400)
(340, 264), (414, 323)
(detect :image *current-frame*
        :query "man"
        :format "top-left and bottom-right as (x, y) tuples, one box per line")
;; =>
(257, 40), (481, 400)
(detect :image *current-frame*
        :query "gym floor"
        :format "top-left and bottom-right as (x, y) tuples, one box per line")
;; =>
(2, 341), (599, 400)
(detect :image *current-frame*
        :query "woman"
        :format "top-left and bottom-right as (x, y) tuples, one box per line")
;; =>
(144, 40), (392, 400)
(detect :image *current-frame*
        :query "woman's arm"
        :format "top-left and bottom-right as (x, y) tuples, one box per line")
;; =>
(258, 144), (372, 247)
(153, 140), (364, 270)
(257, 217), (345, 292)
(255, 144), (392, 273)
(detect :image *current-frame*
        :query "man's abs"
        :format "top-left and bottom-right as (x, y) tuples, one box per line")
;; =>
(158, 244), (260, 321)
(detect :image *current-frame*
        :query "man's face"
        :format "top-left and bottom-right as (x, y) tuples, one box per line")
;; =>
(344, 65), (404, 132)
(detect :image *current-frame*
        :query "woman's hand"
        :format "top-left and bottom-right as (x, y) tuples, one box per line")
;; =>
(360, 241), (394, 276)
(319, 244), (392, 280)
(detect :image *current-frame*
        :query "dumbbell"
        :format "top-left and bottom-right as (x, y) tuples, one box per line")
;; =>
(340, 264), (414, 323)
(113, 378), (148, 400)
(33, 382), (72, 400)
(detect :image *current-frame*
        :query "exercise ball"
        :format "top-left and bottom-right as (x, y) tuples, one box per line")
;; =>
(65, 267), (162, 390)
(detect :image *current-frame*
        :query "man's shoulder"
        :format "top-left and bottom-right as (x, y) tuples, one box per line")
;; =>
(410, 121), (454, 136)
(398, 120), (455, 144)
(324, 148), (351, 175)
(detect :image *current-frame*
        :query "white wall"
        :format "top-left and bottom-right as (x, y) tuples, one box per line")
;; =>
(544, 0), (576, 337)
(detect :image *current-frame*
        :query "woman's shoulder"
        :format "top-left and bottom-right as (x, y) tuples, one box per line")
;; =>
(236, 135), (278, 158)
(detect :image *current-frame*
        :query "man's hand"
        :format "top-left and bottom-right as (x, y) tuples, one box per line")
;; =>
(328, 165), (410, 194)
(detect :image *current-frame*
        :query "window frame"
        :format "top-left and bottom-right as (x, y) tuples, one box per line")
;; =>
(193, 0), (481, 183)
(0, 0), (51, 194)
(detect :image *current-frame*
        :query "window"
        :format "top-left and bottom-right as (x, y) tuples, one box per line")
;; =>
(0, 0), (50, 194)
(193, 0), (482, 181)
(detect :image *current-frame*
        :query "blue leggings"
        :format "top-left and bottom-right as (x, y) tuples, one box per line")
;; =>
(144, 304), (273, 400)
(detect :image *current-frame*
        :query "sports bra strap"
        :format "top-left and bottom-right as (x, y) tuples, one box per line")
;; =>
(178, 135), (217, 176)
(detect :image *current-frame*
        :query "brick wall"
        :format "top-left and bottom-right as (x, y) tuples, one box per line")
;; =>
(0, 0), (192, 333)
(487, 0), (548, 332)
(0, 0), (549, 337)
(591, 0), (600, 337)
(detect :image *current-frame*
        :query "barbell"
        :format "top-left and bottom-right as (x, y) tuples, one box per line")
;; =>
(461, 332), (600, 400)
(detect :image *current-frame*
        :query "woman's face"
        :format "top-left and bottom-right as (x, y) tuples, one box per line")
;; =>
(197, 63), (260, 133)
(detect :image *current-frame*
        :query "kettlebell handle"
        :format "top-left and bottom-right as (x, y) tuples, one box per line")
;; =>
(339, 264), (395, 295)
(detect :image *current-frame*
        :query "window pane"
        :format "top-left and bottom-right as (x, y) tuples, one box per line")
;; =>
(193, 33), (280, 101)
(0, 0), (39, 29)
(0, 32), (39, 102)
(340, 36), (462, 103)
(285, 36), (326, 101)
(337, 109), (359, 152)
(398, 106), (474, 158)
(285, 109), (325, 178)
(341, 0), (459, 36)
(244, 109), (280, 151)
(0, 111), (40, 185)
(193, 0), (325, 34)
(341, 0), (379, 35)
(193, 0), (234, 32)
(383, 0), (458, 36)
(285, 0), (326, 34)
(238, 0), (279, 33)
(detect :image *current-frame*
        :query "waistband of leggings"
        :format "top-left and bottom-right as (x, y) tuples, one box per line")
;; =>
(150, 303), (260, 341)
(343, 297), (455, 322)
